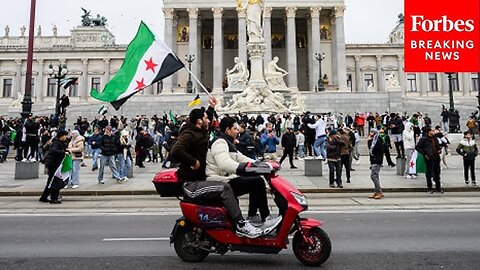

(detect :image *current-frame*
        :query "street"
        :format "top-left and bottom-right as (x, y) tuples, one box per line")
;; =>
(1, 206), (480, 269)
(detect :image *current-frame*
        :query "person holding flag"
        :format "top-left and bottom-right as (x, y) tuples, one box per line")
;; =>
(416, 127), (443, 194)
(39, 130), (69, 204)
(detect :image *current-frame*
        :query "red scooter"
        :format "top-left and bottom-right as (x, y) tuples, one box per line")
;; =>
(153, 162), (331, 266)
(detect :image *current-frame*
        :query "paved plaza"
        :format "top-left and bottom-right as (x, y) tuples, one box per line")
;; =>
(0, 153), (478, 197)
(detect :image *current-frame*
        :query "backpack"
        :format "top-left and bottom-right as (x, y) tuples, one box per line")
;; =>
(467, 119), (476, 129)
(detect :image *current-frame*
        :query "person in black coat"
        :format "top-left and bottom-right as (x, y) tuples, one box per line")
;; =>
(39, 130), (69, 204)
(368, 128), (384, 199)
(416, 126), (443, 193)
(237, 123), (255, 159)
(279, 127), (297, 169)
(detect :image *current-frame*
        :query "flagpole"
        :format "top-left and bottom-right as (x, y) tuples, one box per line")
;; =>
(183, 67), (213, 99)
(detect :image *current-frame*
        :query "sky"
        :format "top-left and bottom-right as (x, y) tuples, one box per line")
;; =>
(0, 0), (404, 44)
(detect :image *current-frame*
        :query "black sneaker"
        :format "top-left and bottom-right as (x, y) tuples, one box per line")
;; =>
(427, 189), (434, 194)
(49, 200), (62, 204)
(39, 198), (50, 203)
(436, 189), (444, 194)
(290, 166), (298, 169)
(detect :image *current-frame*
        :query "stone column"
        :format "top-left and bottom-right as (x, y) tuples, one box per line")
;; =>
(354, 56), (362, 92)
(103, 58), (110, 87)
(163, 8), (175, 93)
(375, 55), (384, 92)
(330, 16), (338, 86)
(462, 72), (471, 96)
(81, 58), (89, 101)
(307, 19), (313, 91)
(237, 7), (248, 65)
(334, 6), (347, 90)
(212, 7), (224, 93)
(440, 73), (447, 96)
(420, 73), (428, 96)
(286, 6), (298, 90)
(310, 7), (321, 92)
(14, 59), (22, 98)
(263, 7), (273, 66)
(188, 8), (199, 90)
(397, 55), (406, 94)
(36, 59), (44, 101)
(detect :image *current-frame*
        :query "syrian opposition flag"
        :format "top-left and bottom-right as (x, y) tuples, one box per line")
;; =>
(60, 77), (78, 89)
(408, 150), (426, 174)
(48, 155), (73, 190)
(90, 21), (184, 110)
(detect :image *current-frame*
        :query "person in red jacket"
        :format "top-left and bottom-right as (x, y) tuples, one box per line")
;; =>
(354, 113), (366, 137)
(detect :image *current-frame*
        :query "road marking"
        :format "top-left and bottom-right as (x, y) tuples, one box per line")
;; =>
(103, 237), (170, 242)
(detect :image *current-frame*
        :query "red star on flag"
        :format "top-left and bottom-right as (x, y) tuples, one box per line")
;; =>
(410, 161), (415, 168)
(135, 77), (146, 90)
(144, 57), (158, 73)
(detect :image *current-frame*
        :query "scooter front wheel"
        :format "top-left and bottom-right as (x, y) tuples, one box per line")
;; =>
(292, 226), (331, 266)
(173, 226), (209, 262)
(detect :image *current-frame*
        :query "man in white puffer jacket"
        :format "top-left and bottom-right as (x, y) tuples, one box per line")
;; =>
(206, 117), (282, 230)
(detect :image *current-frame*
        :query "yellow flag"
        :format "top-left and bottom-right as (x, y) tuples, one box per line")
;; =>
(188, 94), (201, 107)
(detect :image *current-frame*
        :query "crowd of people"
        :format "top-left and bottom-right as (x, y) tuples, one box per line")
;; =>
(0, 105), (478, 207)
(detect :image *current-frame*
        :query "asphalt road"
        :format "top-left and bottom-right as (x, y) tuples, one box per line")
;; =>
(1, 211), (480, 269)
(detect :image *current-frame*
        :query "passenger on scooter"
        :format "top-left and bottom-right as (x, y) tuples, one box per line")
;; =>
(206, 117), (283, 230)
(170, 98), (262, 238)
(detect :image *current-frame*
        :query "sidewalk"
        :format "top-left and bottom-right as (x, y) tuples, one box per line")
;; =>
(0, 154), (479, 196)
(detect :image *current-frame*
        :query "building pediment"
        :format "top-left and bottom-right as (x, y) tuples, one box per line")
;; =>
(381, 65), (398, 71)
(360, 65), (376, 72)
(0, 70), (16, 76)
(346, 65), (355, 72)
(68, 69), (83, 76)
(22, 71), (39, 75)
(88, 69), (105, 75)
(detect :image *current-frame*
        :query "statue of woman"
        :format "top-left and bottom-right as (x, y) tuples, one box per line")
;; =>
(246, 0), (263, 42)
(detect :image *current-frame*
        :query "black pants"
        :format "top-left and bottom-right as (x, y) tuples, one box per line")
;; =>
(183, 181), (243, 224)
(229, 176), (270, 219)
(135, 148), (147, 166)
(279, 149), (295, 167)
(340, 154), (351, 181)
(305, 136), (314, 156)
(39, 167), (60, 201)
(384, 147), (395, 166)
(24, 136), (37, 159)
(425, 158), (441, 191)
(328, 160), (342, 186)
(463, 159), (476, 183)
(394, 141), (405, 158)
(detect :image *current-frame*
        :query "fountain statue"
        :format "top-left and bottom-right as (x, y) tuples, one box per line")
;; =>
(219, 0), (306, 114)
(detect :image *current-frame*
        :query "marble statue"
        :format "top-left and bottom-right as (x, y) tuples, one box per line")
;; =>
(226, 57), (249, 91)
(246, 0), (264, 42)
(367, 82), (375, 92)
(288, 94), (307, 113)
(265, 56), (288, 89)
(386, 73), (400, 88)
(4, 25), (9, 37)
(20, 25), (26, 36)
(37, 25), (42, 36)
(52, 25), (58, 36)
(10, 92), (23, 108)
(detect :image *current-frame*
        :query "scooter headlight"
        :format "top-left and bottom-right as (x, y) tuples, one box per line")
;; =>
(291, 192), (308, 210)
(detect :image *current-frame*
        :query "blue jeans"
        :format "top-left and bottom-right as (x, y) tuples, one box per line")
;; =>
(116, 153), (132, 178)
(70, 159), (81, 186)
(313, 136), (327, 159)
(98, 155), (120, 182)
(91, 148), (101, 169)
(298, 145), (305, 158)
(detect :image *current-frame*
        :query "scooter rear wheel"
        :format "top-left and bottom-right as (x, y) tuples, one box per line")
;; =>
(174, 226), (209, 262)
(292, 226), (331, 266)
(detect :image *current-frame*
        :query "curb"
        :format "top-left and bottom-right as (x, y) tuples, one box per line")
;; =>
(0, 187), (479, 197)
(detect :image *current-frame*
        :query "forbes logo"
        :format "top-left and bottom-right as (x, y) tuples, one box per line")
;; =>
(410, 15), (475, 32)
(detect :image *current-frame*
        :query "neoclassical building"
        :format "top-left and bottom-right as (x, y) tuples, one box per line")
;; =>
(0, 0), (479, 120)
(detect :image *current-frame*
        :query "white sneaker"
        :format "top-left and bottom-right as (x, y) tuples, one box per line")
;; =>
(405, 175), (412, 179)
(355, 159), (360, 165)
(262, 215), (283, 234)
(412, 175), (417, 179)
(71, 185), (79, 189)
(30, 158), (36, 162)
(246, 215), (262, 227)
(21, 158), (27, 162)
(236, 220), (263, 238)
(122, 176), (129, 182)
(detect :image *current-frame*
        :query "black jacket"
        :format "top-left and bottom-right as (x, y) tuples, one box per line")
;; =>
(416, 135), (441, 160)
(368, 138), (384, 165)
(170, 123), (209, 182)
(237, 131), (253, 156)
(281, 132), (296, 150)
(44, 138), (67, 169)
(99, 134), (118, 156)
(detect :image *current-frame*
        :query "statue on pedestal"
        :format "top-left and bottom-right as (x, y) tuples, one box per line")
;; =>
(20, 25), (26, 37)
(10, 92), (23, 108)
(52, 25), (58, 37)
(37, 25), (42, 36)
(265, 57), (288, 89)
(246, 0), (264, 42)
(226, 57), (249, 91)
(4, 25), (9, 37)
(367, 82), (375, 92)
(386, 73), (400, 89)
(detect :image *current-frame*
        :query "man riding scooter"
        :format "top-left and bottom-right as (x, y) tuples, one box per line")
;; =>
(170, 98), (262, 238)
(206, 116), (282, 230)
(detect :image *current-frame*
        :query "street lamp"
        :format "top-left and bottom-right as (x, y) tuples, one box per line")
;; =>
(445, 72), (460, 133)
(47, 63), (68, 126)
(314, 52), (326, 92)
(185, 54), (196, 93)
